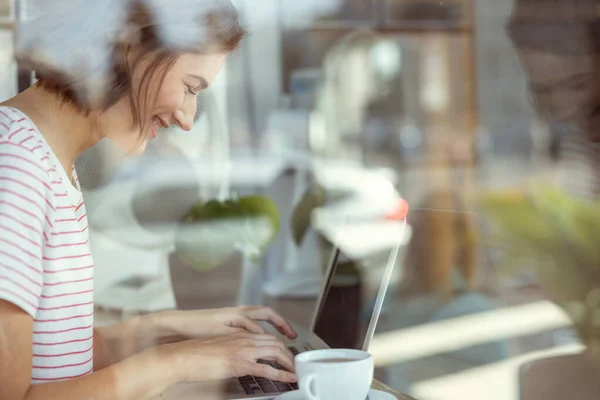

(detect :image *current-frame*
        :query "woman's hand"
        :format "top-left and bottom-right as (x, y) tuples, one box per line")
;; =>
(96, 306), (297, 366)
(159, 332), (297, 383)
(148, 306), (297, 345)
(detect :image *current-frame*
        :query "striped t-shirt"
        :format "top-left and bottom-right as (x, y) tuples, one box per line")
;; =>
(0, 106), (94, 383)
(557, 132), (600, 201)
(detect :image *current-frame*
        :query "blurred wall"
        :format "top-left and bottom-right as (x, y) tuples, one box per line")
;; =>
(228, 0), (283, 147)
(0, 30), (16, 101)
(226, 0), (536, 157)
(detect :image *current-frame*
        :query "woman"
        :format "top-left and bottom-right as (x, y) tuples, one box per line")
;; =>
(0, 1), (297, 399)
(507, 0), (600, 200)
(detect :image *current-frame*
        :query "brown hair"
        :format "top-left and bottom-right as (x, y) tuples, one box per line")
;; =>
(30, 0), (246, 135)
(507, 20), (600, 56)
(506, 0), (600, 56)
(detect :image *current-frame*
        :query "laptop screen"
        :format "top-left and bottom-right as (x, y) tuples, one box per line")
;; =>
(311, 247), (395, 350)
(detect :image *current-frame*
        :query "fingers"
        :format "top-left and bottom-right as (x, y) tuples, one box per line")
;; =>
(230, 332), (276, 341)
(233, 314), (266, 335)
(249, 337), (295, 361)
(189, 333), (298, 383)
(256, 345), (295, 373)
(227, 331), (295, 361)
(242, 306), (297, 339)
(206, 332), (296, 371)
(242, 358), (297, 383)
(232, 335), (295, 372)
(204, 332), (275, 345)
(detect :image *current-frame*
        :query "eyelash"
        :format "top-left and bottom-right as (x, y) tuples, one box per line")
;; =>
(185, 84), (198, 96)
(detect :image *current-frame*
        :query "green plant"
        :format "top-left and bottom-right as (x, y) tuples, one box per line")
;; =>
(481, 186), (600, 345)
(174, 195), (280, 272)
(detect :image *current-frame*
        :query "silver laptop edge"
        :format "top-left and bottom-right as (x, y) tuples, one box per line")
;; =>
(227, 218), (408, 399)
(362, 218), (407, 351)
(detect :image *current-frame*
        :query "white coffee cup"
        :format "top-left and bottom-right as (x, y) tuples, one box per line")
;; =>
(295, 349), (374, 400)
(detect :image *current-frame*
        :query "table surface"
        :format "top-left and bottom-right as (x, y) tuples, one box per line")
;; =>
(372, 380), (418, 400)
(159, 379), (415, 400)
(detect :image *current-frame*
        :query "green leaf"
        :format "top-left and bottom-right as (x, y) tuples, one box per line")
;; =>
(291, 187), (324, 246)
(480, 186), (600, 343)
(238, 196), (280, 236)
(481, 191), (554, 249)
(175, 196), (281, 272)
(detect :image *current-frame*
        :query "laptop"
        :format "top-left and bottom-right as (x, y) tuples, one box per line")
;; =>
(223, 221), (406, 400)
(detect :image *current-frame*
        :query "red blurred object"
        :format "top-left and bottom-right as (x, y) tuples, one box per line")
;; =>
(385, 198), (409, 220)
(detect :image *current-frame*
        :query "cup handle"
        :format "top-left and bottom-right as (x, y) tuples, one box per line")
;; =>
(301, 373), (318, 400)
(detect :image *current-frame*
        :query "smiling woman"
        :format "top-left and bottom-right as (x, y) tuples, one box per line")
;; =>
(507, 0), (600, 200)
(19, 0), (242, 154)
(0, 1), (300, 400)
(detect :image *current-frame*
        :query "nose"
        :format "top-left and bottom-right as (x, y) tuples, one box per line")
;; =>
(533, 86), (592, 123)
(173, 98), (197, 131)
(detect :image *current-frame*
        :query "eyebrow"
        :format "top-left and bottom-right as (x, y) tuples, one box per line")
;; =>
(531, 73), (594, 93)
(187, 74), (209, 90)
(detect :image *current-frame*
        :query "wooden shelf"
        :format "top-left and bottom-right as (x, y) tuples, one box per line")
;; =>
(310, 23), (474, 35)
(309, 0), (474, 33)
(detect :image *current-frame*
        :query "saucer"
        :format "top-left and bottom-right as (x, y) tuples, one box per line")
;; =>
(273, 388), (396, 400)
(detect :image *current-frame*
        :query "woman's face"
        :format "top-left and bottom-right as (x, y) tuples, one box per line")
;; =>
(101, 51), (227, 154)
(519, 48), (600, 140)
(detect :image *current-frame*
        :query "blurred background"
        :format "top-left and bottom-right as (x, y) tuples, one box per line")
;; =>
(2, 0), (599, 399)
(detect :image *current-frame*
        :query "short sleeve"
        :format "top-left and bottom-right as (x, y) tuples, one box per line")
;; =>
(0, 126), (53, 317)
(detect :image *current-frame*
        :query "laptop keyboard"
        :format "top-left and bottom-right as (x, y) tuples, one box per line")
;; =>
(237, 346), (301, 395)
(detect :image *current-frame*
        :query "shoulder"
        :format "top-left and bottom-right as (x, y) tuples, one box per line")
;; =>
(0, 107), (56, 220)
(0, 107), (52, 179)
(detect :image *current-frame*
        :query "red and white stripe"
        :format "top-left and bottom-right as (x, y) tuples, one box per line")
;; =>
(558, 133), (600, 200)
(0, 107), (94, 383)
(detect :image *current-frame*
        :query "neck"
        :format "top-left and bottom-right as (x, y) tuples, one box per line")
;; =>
(1, 86), (101, 175)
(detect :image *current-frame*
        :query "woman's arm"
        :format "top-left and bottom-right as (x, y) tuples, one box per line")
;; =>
(94, 306), (298, 365)
(25, 349), (176, 400)
(1, 301), (296, 400)
(0, 301), (177, 400)
(93, 315), (184, 366)
(93, 307), (295, 368)
(93, 328), (117, 370)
